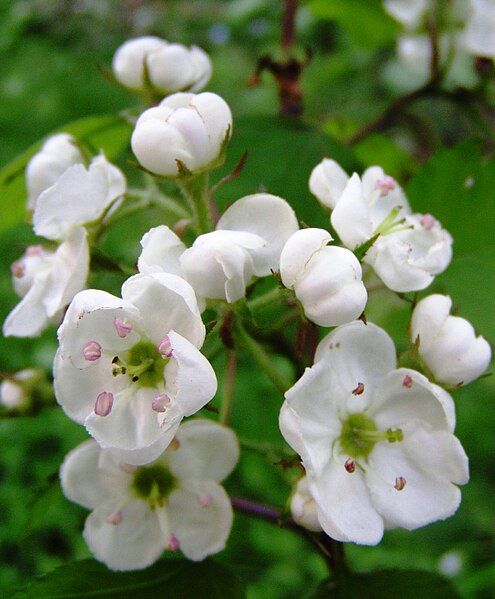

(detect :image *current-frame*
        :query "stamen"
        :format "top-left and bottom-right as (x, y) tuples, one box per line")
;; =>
(402, 375), (413, 388)
(158, 336), (173, 358)
(420, 213), (436, 230)
(197, 492), (212, 508)
(26, 245), (44, 256)
(344, 458), (356, 473)
(167, 534), (180, 552)
(394, 476), (407, 491)
(94, 391), (114, 416)
(10, 261), (25, 278)
(114, 316), (132, 338)
(83, 341), (101, 361)
(375, 176), (396, 196)
(352, 382), (365, 395)
(106, 510), (122, 525)
(152, 394), (171, 413)
(119, 462), (138, 473)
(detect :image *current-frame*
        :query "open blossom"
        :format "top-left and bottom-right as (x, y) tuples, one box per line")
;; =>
(280, 320), (468, 545)
(131, 92), (232, 177)
(112, 37), (211, 95)
(54, 273), (216, 465)
(26, 133), (84, 210)
(411, 294), (491, 386)
(33, 154), (126, 241)
(329, 169), (452, 292)
(279, 228), (367, 327)
(3, 228), (89, 338)
(138, 194), (299, 304)
(61, 419), (239, 570)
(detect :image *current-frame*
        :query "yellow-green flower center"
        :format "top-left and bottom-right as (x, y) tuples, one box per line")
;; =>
(113, 341), (166, 387)
(339, 412), (403, 460)
(132, 464), (176, 507)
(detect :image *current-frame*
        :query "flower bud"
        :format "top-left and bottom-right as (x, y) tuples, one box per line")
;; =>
(131, 92), (232, 177)
(26, 133), (84, 210)
(112, 37), (211, 95)
(280, 228), (367, 327)
(411, 294), (492, 386)
(0, 368), (51, 413)
(290, 476), (322, 532)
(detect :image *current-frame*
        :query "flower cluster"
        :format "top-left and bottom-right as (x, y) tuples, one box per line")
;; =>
(2, 34), (491, 574)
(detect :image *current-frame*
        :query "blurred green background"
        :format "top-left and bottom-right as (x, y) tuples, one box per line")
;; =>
(0, 0), (494, 597)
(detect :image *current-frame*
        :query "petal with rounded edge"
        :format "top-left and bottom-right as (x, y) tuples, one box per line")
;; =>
(279, 228), (332, 289)
(330, 174), (373, 249)
(137, 226), (186, 276)
(308, 159), (349, 209)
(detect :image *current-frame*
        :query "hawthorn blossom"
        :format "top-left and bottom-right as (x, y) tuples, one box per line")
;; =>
(54, 273), (216, 465)
(411, 294), (491, 386)
(138, 194), (299, 304)
(26, 133), (84, 210)
(131, 92), (232, 177)
(280, 320), (468, 545)
(279, 228), (367, 326)
(329, 170), (452, 292)
(61, 419), (239, 570)
(3, 228), (89, 338)
(112, 37), (211, 95)
(33, 154), (126, 241)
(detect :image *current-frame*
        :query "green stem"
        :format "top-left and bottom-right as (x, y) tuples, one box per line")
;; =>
(127, 187), (190, 220)
(178, 171), (214, 234)
(248, 286), (285, 311)
(234, 321), (291, 397)
(220, 350), (237, 425)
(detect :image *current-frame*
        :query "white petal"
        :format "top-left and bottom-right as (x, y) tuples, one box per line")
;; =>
(116, 426), (179, 466)
(84, 499), (166, 571)
(122, 273), (205, 348)
(290, 476), (322, 532)
(168, 481), (233, 561)
(308, 159), (349, 209)
(167, 419), (239, 483)
(307, 457), (384, 545)
(314, 321), (396, 412)
(366, 440), (463, 530)
(137, 225), (186, 276)
(164, 331), (217, 417)
(330, 174), (373, 249)
(146, 44), (197, 92)
(112, 36), (168, 90)
(370, 368), (453, 432)
(189, 92), (233, 149)
(216, 194), (299, 275)
(279, 402), (305, 457)
(384, 0), (429, 28)
(60, 440), (128, 509)
(279, 228), (332, 289)
(410, 294), (452, 352)
(284, 361), (342, 476)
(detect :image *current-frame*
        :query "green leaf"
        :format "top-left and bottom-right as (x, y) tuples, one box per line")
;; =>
(16, 558), (245, 598)
(307, 0), (399, 49)
(0, 114), (132, 233)
(215, 115), (357, 230)
(313, 569), (460, 598)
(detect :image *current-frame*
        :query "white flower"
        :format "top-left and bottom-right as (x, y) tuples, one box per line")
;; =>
(0, 369), (37, 409)
(279, 228), (367, 326)
(309, 159), (350, 210)
(383, 0), (429, 29)
(26, 133), (84, 210)
(330, 170), (452, 292)
(462, 0), (495, 59)
(54, 273), (217, 465)
(112, 37), (212, 94)
(3, 228), (89, 338)
(33, 154), (126, 241)
(138, 194), (299, 304)
(131, 92), (232, 177)
(60, 419), (239, 570)
(290, 476), (322, 532)
(280, 320), (468, 545)
(411, 294), (492, 386)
